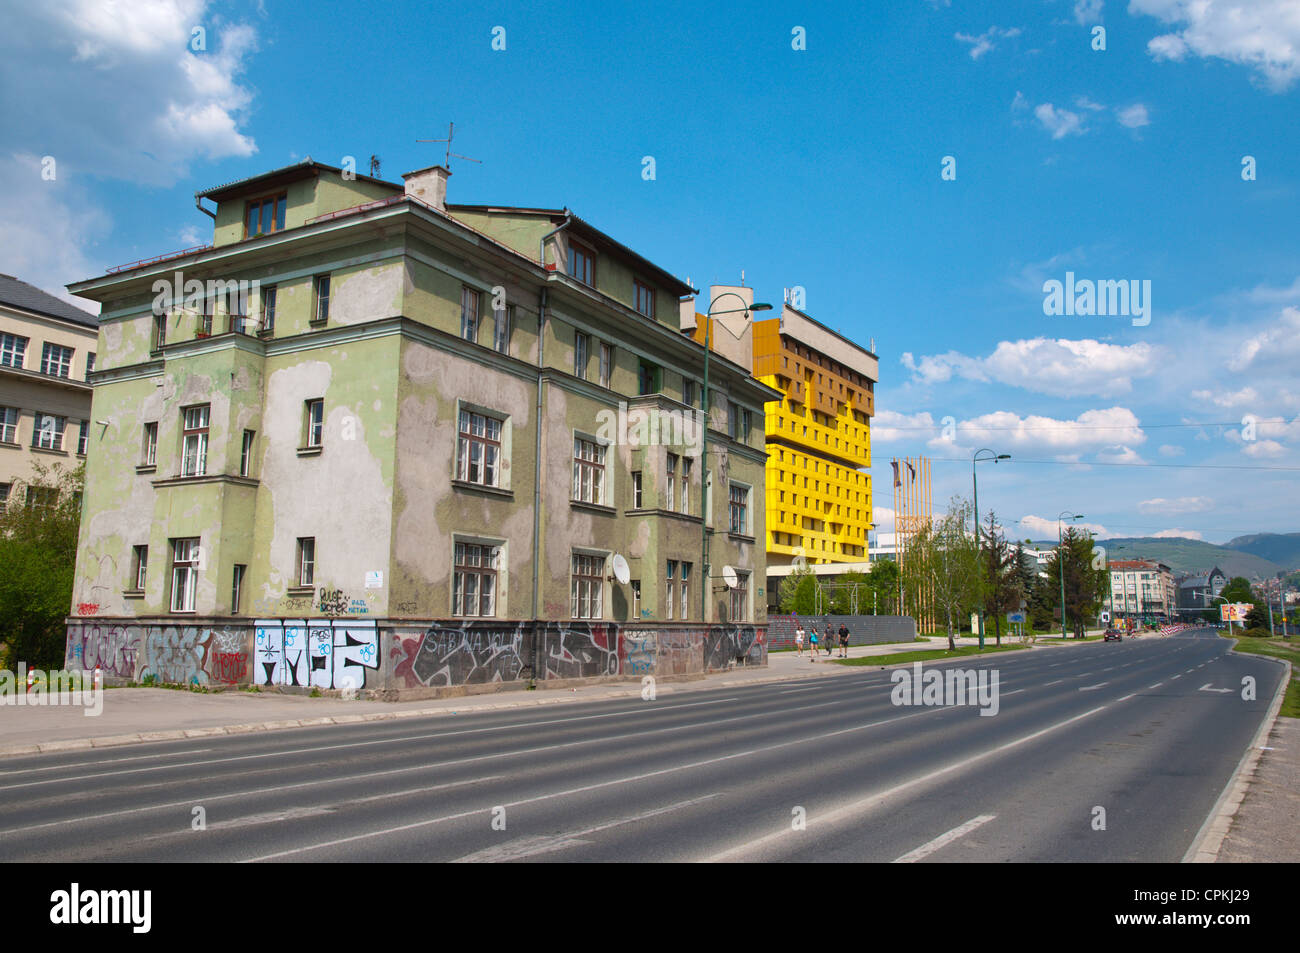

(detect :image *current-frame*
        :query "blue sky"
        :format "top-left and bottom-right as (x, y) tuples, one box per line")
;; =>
(3, 0), (1298, 547)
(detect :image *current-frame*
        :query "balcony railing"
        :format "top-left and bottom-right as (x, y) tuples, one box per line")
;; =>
(106, 244), (213, 275)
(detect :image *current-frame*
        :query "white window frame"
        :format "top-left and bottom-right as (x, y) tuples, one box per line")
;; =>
(572, 434), (606, 505)
(32, 413), (65, 451)
(571, 550), (606, 619)
(461, 286), (480, 341)
(41, 342), (74, 378)
(0, 334), (26, 369)
(305, 399), (324, 448)
(181, 405), (209, 476)
(297, 537), (315, 587)
(453, 539), (502, 617)
(170, 538), (200, 613)
(0, 406), (18, 444)
(456, 409), (504, 487)
(729, 482), (751, 536)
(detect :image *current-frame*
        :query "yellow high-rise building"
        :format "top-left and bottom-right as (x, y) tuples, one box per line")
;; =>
(751, 304), (878, 566)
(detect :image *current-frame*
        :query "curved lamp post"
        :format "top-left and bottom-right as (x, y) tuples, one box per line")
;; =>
(1058, 511), (1084, 639)
(700, 293), (771, 621)
(972, 448), (1010, 649)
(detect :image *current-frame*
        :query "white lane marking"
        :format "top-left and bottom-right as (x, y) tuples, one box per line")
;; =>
(241, 702), (964, 862)
(0, 696), (743, 794)
(892, 814), (997, 863)
(704, 701), (1117, 862)
(0, 749), (216, 778)
(1198, 684), (1233, 694)
(1149, 682), (1163, 689)
(779, 687), (823, 695)
(1044, 680), (1064, 687)
(1079, 683), (1108, 692)
(1117, 694), (1135, 703)
(0, 694), (850, 838)
(450, 794), (722, 863)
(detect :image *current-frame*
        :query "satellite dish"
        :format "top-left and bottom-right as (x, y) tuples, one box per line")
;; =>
(722, 566), (739, 589)
(611, 554), (630, 585)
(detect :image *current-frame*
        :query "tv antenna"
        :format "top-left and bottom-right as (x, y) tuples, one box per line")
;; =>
(416, 122), (482, 171)
(368, 155), (381, 177)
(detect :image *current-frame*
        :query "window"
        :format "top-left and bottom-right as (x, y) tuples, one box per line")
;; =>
(0, 406), (17, 444)
(680, 561), (691, 621)
(86, 352), (95, 376)
(132, 545), (148, 591)
(728, 400), (741, 439)
(244, 192), (287, 238)
(240, 430), (255, 476)
(170, 538), (200, 612)
(631, 579), (641, 619)
(631, 470), (642, 508)
(154, 312), (167, 349)
(453, 541), (500, 616)
(599, 342), (612, 388)
(305, 399), (324, 448)
(297, 537), (315, 587)
(0, 483), (8, 513)
(260, 285), (277, 333)
(461, 286), (480, 341)
(1, 334), (27, 368)
(32, 413), (64, 451)
(666, 560), (676, 619)
(634, 280), (655, 318)
(742, 409), (752, 444)
(199, 294), (213, 336)
(232, 564), (246, 613)
(143, 422), (158, 466)
(681, 457), (692, 514)
(571, 552), (604, 619)
(456, 410), (502, 486)
(572, 437), (606, 504)
(682, 379), (697, 408)
(666, 453), (677, 512)
(312, 274), (331, 324)
(494, 303), (512, 354)
(41, 343), (73, 378)
(729, 483), (750, 535)
(574, 331), (589, 379)
(77, 420), (89, 455)
(569, 241), (595, 286)
(181, 405), (209, 475)
(730, 570), (749, 622)
(638, 360), (660, 396)
(26, 486), (57, 510)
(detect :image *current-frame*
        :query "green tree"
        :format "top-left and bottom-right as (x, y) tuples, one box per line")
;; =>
(901, 496), (985, 650)
(980, 511), (1020, 646)
(866, 559), (900, 615)
(0, 461), (83, 669)
(1043, 527), (1107, 637)
(778, 562), (818, 615)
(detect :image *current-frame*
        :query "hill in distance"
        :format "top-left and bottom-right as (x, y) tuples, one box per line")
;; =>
(1223, 533), (1300, 569)
(1096, 536), (1287, 579)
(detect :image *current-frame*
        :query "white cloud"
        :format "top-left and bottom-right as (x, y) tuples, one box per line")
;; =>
(1191, 386), (1258, 409)
(1117, 103), (1151, 127)
(1095, 445), (1146, 465)
(1131, 0), (1300, 92)
(1020, 514), (1108, 538)
(1151, 528), (1205, 540)
(0, 1), (258, 187)
(1034, 102), (1087, 138)
(1074, 0), (1105, 25)
(1012, 90), (1030, 111)
(1158, 444), (1185, 457)
(901, 338), (1157, 397)
(1139, 496), (1213, 514)
(947, 407), (1146, 453)
(1075, 95), (1107, 111)
(1227, 306), (1300, 372)
(871, 409), (937, 443)
(1243, 439), (1287, 457)
(955, 26), (1022, 59)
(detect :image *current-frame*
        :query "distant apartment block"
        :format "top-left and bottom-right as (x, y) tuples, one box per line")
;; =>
(1110, 559), (1176, 620)
(0, 274), (98, 510)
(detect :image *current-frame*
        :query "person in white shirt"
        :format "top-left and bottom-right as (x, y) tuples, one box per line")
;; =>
(795, 625), (806, 657)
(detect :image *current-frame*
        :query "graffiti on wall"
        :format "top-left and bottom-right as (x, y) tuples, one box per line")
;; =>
(704, 624), (762, 670)
(254, 619), (378, 691)
(391, 621), (528, 687)
(65, 623), (252, 685)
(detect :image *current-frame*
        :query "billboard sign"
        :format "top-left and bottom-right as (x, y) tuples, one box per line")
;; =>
(1220, 603), (1252, 623)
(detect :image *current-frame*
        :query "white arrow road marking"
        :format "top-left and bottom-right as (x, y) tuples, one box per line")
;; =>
(893, 814), (997, 863)
(451, 794), (723, 863)
(1199, 684), (1233, 694)
(1079, 683), (1108, 691)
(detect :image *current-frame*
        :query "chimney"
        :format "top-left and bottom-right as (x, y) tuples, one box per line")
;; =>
(402, 165), (451, 210)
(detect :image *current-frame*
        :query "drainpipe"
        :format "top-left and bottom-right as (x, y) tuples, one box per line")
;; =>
(194, 193), (216, 220)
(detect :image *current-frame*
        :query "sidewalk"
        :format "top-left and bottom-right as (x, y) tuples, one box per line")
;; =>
(0, 631), (1101, 759)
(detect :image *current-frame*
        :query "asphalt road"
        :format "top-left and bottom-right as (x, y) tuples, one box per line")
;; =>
(0, 627), (1282, 862)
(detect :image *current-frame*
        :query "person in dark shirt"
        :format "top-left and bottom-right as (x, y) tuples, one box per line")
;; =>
(838, 622), (850, 658)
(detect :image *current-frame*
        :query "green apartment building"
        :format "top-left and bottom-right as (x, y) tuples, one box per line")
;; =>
(63, 160), (776, 695)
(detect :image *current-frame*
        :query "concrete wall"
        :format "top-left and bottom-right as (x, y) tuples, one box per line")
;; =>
(64, 618), (767, 697)
(766, 614), (915, 649)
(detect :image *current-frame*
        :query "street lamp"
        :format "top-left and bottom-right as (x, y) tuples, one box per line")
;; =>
(1058, 511), (1083, 640)
(972, 448), (1010, 649)
(700, 293), (771, 621)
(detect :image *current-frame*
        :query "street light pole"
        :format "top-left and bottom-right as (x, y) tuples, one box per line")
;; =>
(699, 294), (771, 622)
(972, 448), (1009, 650)
(1058, 511), (1083, 639)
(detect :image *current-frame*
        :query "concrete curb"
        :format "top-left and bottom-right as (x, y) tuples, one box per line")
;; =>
(1182, 653), (1292, 864)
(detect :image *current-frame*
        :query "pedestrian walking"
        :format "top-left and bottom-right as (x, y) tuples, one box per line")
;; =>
(838, 622), (850, 658)
(794, 624), (805, 657)
(809, 626), (819, 660)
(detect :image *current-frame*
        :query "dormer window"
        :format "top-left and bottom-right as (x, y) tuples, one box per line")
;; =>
(244, 192), (287, 238)
(634, 280), (655, 318)
(569, 240), (595, 287)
